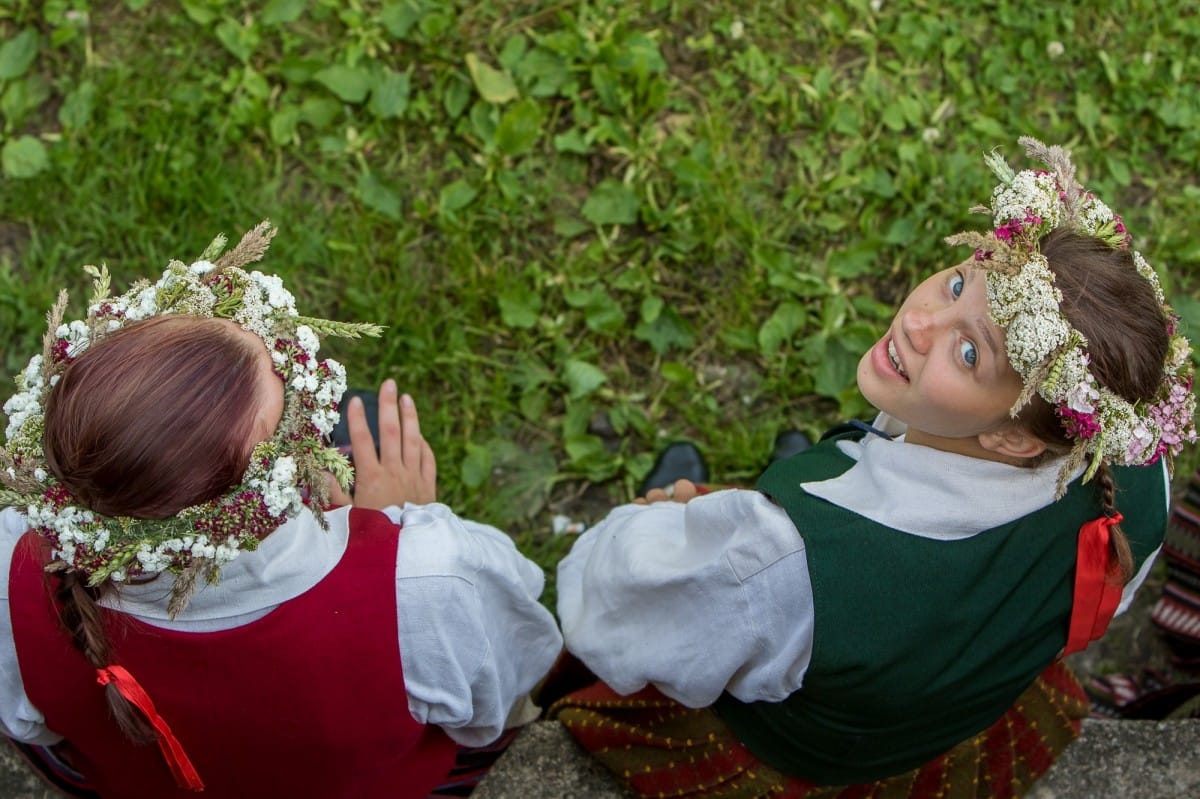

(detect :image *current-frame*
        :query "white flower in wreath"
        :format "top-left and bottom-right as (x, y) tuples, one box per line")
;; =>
(251, 271), (298, 312)
(1064, 378), (1101, 414)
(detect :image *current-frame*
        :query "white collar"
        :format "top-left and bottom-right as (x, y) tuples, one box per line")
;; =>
(800, 414), (1079, 540)
(101, 505), (353, 622)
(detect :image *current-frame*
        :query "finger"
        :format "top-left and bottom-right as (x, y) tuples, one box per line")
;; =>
(400, 394), (424, 466)
(672, 479), (699, 502)
(420, 437), (436, 489)
(643, 487), (668, 503)
(376, 379), (402, 464)
(345, 396), (379, 475)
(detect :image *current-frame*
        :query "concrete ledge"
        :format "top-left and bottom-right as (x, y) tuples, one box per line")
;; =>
(474, 719), (1200, 799)
(1, 719), (1194, 797)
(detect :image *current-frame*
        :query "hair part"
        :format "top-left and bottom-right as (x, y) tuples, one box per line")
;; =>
(1017, 229), (1170, 581)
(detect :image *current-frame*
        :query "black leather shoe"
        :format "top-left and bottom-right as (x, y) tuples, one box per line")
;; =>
(639, 442), (709, 495)
(770, 430), (812, 463)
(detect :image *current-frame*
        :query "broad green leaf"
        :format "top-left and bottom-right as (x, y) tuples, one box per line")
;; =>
(214, 19), (256, 64)
(438, 179), (478, 215)
(299, 97), (341, 129)
(269, 105), (302, 145)
(634, 307), (694, 354)
(0, 29), (39, 81)
(495, 98), (544, 156)
(1, 76), (51, 128)
(498, 287), (542, 329)
(639, 295), (663, 324)
(564, 435), (619, 482)
(442, 77), (471, 118)
(563, 359), (608, 399)
(58, 80), (96, 131)
(380, 1), (422, 39)
(1075, 91), (1101, 134)
(2, 136), (49, 179)
(461, 443), (493, 489)
(356, 172), (401, 220)
(369, 68), (411, 119)
(826, 241), (879, 278)
(553, 128), (589, 154)
(757, 302), (807, 355)
(180, 1), (218, 24)
(313, 65), (372, 103)
(262, 0), (307, 25)
(465, 53), (519, 104)
(813, 335), (859, 399)
(582, 179), (638, 226)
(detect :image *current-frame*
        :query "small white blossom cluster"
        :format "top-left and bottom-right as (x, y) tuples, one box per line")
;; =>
(247, 454), (303, 518)
(986, 255), (1070, 376)
(968, 142), (1197, 484)
(1133, 251), (1165, 305)
(311, 359), (347, 436)
(25, 499), (100, 553)
(135, 534), (242, 575)
(0, 222), (381, 606)
(991, 170), (1063, 232)
(2, 356), (45, 445)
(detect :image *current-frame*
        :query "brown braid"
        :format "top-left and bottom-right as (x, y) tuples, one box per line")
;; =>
(54, 573), (156, 744)
(1094, 463), (1135, 583)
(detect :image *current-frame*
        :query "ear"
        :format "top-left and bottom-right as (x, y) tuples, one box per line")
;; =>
(977, 426), (1047, 461)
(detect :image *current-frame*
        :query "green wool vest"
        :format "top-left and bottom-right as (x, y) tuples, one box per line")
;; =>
(713, 427), (1166, 785)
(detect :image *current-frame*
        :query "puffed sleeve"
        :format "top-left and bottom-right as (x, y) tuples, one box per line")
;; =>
(385, 503), (563, 747)
(0, 507), (62, 744)
(556, 488), (816, 708)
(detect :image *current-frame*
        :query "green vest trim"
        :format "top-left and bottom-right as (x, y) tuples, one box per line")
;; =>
(713, 428), (1166, 784)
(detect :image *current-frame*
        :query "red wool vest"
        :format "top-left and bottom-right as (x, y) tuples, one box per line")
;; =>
(9, 507), (456, 799)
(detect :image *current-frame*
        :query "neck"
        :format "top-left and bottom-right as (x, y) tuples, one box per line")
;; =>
(902, 427), (1027, 466)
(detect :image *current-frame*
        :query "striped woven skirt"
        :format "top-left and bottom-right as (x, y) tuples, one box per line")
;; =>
(549, 661), (1087, 799)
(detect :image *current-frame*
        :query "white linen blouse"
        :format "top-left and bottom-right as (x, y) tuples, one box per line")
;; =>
(557, 415), (1165, 709)
(0, 502), (563, 748)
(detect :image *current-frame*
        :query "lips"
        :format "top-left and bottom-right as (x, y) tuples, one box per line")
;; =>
(871, 334), (908, 382)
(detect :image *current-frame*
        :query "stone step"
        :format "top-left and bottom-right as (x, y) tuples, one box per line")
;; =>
(473, 719), (1200, 799)
(1, 718), (1194, 797)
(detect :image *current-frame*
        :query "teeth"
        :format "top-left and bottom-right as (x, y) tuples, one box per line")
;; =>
(887, 340), (907, 377)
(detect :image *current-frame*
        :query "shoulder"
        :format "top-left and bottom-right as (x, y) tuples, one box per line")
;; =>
(388, 503), (539, 586)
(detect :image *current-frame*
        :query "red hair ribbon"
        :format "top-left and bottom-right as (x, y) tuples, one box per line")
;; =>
(1063, 512), (1124, 657)
(96, 664), (205, 791)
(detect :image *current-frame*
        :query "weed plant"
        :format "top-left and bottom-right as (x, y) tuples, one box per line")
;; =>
(2, 1), (1199, 584)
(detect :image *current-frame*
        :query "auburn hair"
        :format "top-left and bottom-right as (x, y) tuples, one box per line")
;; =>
(1017, 229), (1171, 581)
(43, 315), (267, 519)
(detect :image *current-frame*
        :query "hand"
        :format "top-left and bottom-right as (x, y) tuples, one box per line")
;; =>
(327, 379), (436, 509)
(634, 479), (700, 505)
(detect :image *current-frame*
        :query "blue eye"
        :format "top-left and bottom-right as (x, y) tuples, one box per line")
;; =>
(960, 339), (977, 367)
(950, 272), (965, 298)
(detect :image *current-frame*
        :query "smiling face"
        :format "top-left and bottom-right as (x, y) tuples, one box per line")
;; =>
(857, 262), (1030, 455)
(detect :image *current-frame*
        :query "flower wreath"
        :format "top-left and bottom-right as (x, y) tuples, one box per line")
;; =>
(0, 221), (383, 615)
(946, 137), (1196, 495)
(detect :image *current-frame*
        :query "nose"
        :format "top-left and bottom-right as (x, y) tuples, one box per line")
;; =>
(901, 308), (938, 355)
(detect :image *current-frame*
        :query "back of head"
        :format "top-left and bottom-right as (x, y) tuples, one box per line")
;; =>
(43, 316), (263, 519)
(1020, 229), (1170, 451)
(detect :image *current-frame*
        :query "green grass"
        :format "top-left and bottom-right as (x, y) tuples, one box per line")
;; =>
(3, 0), (1200, 587)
